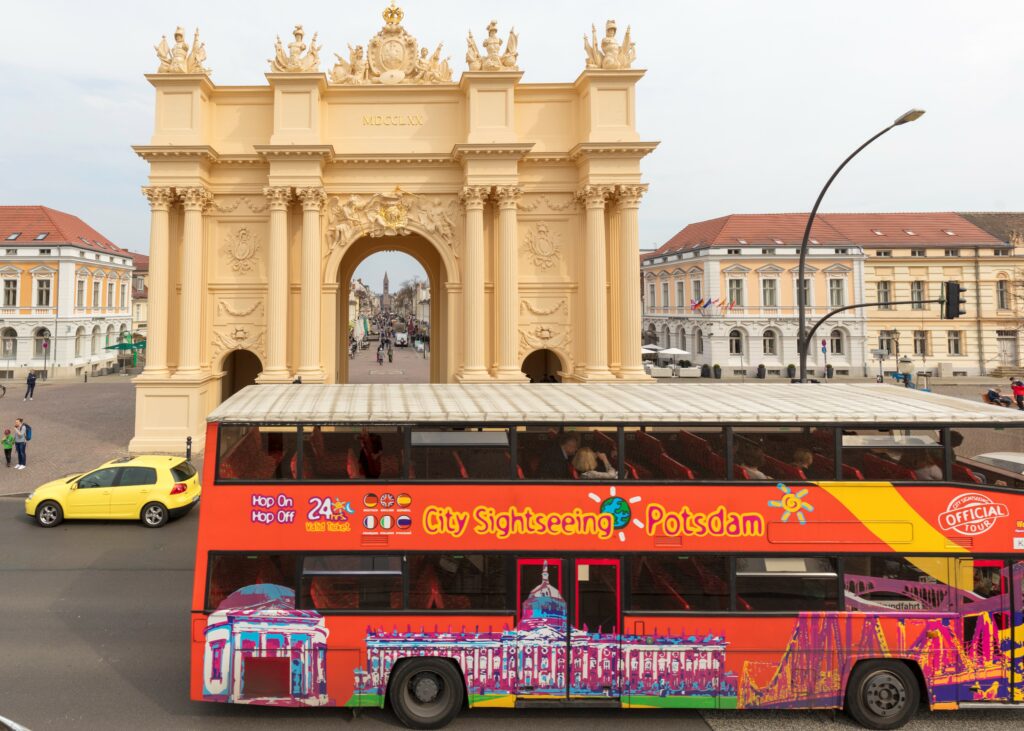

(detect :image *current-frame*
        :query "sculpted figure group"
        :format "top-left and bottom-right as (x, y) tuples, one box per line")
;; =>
(154, 4), (637, 78)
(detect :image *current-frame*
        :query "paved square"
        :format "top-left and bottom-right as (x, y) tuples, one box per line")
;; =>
(347, 342), (430, 384)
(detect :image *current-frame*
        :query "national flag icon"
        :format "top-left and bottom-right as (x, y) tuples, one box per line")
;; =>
(397, 493), (413, 508)
(379, 515), (394, 530)
(363, 515), (377, 530)
(396, 515), (412, 529)
(379, 493), (396, 509)
(363, 493), (378, 508)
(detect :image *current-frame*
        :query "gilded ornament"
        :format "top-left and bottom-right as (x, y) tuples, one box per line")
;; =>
(270, 25), (321, 73)
(583, 19), (636, 70)
(155, 27), (210, 74)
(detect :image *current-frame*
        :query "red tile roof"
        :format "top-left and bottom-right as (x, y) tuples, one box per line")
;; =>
(129, 251), (149, 272)
(0, 205), (130, 254)
(653, 212), (1003, 256)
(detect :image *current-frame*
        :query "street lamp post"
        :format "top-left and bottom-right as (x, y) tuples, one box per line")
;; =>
(797, 109), (925, 383)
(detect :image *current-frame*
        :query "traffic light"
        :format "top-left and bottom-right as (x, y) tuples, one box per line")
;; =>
(943, 280), (967, 319)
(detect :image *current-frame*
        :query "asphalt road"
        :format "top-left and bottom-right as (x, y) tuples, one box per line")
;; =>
(0, 497), (1021, 731)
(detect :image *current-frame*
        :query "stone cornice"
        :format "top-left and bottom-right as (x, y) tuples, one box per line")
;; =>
(569, 141), (659, 161)
(264, 72), (328, 91)
(572, 68), (647, 88)
(133, 145), (218, 162)
(451, 143), (534, 162)
(253, 145), (336, 162)
(333, 153), (455, 165)
(458, 70), (525, 90)
(144, 73), (214, 94)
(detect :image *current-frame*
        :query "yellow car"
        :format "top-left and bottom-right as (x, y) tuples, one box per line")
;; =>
(25, 456), (201, 528)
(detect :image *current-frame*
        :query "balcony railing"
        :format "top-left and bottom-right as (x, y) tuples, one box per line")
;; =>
(645, 305), (857, 318)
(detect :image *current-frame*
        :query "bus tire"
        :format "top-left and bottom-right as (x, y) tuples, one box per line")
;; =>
(388, 658), (464, 730)
(845, 660), (920, 730)
(140, 502), (169, 528)
(36, 500), (63, 527)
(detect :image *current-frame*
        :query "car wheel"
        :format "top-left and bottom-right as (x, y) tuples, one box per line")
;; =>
(36, 500), (64, 528)
(845, 660), (919, 730)
(140, 502), (169, 528)
(388, 658), (464, 730)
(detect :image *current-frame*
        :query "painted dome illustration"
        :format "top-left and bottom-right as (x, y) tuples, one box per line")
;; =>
(520, 561), (567, 631)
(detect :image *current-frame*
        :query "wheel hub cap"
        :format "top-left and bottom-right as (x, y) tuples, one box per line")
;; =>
(412, 675), (440, 703)
(865, 672), (905, 717)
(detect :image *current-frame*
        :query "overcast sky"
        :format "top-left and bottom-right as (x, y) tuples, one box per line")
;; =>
(1, 1), (1021, 285)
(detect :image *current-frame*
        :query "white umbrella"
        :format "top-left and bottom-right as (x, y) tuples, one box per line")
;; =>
(645, 344), (665, 351)
(659, 347), (690, 356)
(641, 346), (656, 354)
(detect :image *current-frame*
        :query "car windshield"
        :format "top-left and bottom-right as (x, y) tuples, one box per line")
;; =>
(976, 455), (1024, 474)
(171, 461), (197, 481)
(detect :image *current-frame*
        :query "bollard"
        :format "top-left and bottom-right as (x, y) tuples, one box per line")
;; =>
(84, 373), (88, 383)
(186, 436), (192, 461)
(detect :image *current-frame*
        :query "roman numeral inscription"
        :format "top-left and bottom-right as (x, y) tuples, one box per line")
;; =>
(361, 114), (425, 127)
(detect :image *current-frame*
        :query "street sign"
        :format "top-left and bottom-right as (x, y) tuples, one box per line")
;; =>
(870, 348), (887, 359)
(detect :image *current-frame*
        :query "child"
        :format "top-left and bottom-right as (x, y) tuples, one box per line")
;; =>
(1, 429), (12, 467)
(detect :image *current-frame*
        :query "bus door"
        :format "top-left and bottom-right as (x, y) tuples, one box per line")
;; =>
(515, 558), (567, 697)
(571, 559), (621, 698)
(956, 558), (1011, 702)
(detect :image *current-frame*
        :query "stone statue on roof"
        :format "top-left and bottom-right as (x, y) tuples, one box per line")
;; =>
(155, 26), (210, 74)
(584, 19), (636, 70)
(270, 25), (321, 73)
(468, 20), (519, 72)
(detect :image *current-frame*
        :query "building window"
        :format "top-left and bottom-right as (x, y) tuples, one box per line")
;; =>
(875, 250), (892, 257)
(994, 248), (1009, 257)
(876, 281), (892, 309)
(997, 280), (1010, 310)
(4, 249), (16, 256)
(727, 278), (745, 307)
(729, 329), (743, 355)
(762, 329), (777, 356)
(675, 280), (685, 309)
(75, 327), (84, 357)
(913, 330), (928, 356)
(120, 283), (128, 308)
(33, 328), (50, 358)
(910, 281), (926, 309)
(879, 330), (896, 355)
(944, 249), (960, 257)
(760, 279), (777, 307)
(0, 328), (17, 359)
(3, 280), (17, 307)
(694, 328), (704, 355)
(727, 248), (741, 255)
(830, 329), (844, 355)
(35, 279), (51, 307)
(92, 281), (100, 306)
(5, 233), (19, 241)
(107, 282), (114, 307)
(796, 278), (810, 307)
(691, 278), (702, 303)
(761, 248), (776, 255)
(39, 249), (52, 256)
(76, 280), (85, 308)
(678, 330), (686, 351)
(828, 279), (845, 308)
(947, 330), (963, 355)
(660, 281), (669, 309)
(834, 248), (849, 255)
(910, 249), (926, 257)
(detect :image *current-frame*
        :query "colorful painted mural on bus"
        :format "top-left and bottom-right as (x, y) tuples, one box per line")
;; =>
(202, 584), (330, 706)
(346, 563), (736, 709)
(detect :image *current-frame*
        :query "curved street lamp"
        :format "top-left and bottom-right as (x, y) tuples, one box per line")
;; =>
(797, 109), (925, 383)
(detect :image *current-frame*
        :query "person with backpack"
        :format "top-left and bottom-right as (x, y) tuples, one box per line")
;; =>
(24, 370), (37, 401)
(13, 418), (29, 469)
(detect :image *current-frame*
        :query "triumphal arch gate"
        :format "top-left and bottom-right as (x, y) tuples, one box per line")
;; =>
(132, 4), (656, 452)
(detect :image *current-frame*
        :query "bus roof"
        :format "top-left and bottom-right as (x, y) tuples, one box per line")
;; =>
(207, 383), (1024, 426)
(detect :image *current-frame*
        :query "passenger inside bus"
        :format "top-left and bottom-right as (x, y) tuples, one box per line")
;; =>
(572, 447), (617, 480)
(735, 443), (770, 480)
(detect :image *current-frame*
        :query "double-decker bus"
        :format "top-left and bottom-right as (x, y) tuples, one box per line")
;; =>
(192, 383), (1024, 729)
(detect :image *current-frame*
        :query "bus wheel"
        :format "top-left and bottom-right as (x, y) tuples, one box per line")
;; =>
(140, 502), (169, 528)
(846, 661), (919, 730)
(36, 500), (63, 527)
(388, 658), (464, 730)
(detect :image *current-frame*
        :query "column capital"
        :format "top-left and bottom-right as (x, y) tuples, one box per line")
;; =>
(460, 185), (491, 210)
(178, 186), (213, 212)
(263, 186), (293, 210)
(141, 186), (175, 211)
(576, 184), (613, 209)
(295, 186), (327, 211)
(616, 184), (649, 208)
(493, 185), (523, 209)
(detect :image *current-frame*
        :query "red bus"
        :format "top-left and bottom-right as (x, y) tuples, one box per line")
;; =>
(192, 382), (1024, 729)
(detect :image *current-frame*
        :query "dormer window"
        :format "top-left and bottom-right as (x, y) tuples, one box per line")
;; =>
(34, 233), (48, 241)
(726, 248), (741, 255)
(772, 238), (784, 245)
(904, 230), (916, 236)
(875, 250), (892, 257)
(736, 238), (747, 244)
(872, 229), (885, 236)
(5, 233), (19, 241)
(943, 230), (956, 236)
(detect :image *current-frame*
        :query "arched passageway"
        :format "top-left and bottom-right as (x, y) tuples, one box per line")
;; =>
(521, 349), (564, 383)
(221, 350), (263, 401)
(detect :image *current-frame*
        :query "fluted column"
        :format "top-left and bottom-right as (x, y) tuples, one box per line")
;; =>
(578, 185), (615, 380)
(141, 186), (174, 378)
(261, 187), (292, 381)
(459, 185), (491, 381)
(175, 186), (212, 378)
(296, 186), (326, 382)
(617, 184), (649, 379)
(493, 186), (525, 380)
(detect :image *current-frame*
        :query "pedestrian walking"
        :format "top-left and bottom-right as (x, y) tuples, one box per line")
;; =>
(13, 418), (29, 469)
(387, 344), (394, 363)
(1, 429), (13, 467)
(1011, 379), (1024, 411)
(24, 370), (36, 401)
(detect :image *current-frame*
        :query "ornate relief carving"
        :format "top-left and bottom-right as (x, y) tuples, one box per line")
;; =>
(583, 19), (636, 70)
(493, 186), (523, 208)
(459, 186), (490, 209)
(518, 324), (572, 359)
(211, 327), (265, 362)
(576, 185), (613, 208)
(213, 196), (270, 214)
(217, 300), (264, 318)
(141, 186), (174, 211)
(221, 227), (261, 274)
(522, 223), (563, 270)
(1010, 231), (1024, 247)
(178, 187), (213, 211)
(270, 25), (321, 72)
(466, 20), (519, 72)
(295, 187), (327, 211)
(519, 299), (567, 316)
(330, 3), (453, 85)
(324, 189), (459, 256)
(518, 194), (577, 213)
(155, 27), (210, 74)
(616, 184), (648, 208)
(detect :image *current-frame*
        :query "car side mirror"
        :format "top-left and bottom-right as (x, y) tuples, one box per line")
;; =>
(70, 483), (78, 491)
